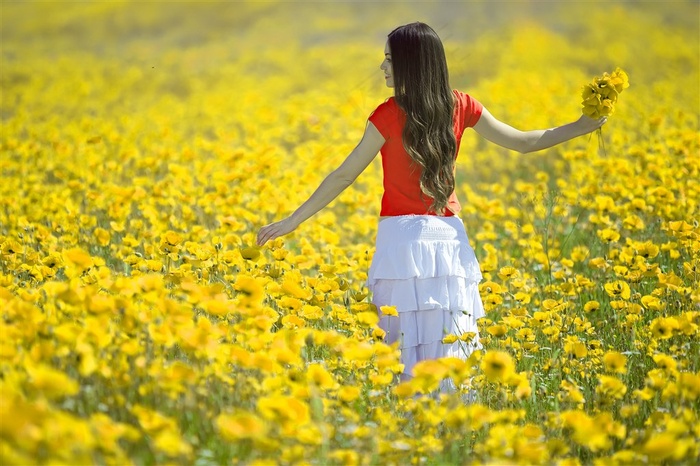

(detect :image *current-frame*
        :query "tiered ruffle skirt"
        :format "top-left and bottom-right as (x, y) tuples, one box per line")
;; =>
(368, 215), (485, 381)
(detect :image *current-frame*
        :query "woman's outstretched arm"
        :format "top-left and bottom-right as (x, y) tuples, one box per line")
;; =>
(256, 122), (385, 246)
(473, 107), (607, 154)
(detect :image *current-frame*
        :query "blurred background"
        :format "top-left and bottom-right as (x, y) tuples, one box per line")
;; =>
(4, 0), (698, 109)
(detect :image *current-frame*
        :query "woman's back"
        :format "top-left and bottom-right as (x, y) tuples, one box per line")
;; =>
(369, 89), (483, 217)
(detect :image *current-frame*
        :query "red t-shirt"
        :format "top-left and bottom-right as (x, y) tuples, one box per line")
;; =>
(368, 90), (483, 217)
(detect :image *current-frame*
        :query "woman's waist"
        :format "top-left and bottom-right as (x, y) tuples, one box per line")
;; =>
(376, 214), (468, 242)
(379, 214), (455, 222)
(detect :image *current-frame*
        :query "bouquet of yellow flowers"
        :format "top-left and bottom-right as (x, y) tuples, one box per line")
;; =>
(581, 67), (630, 118)
(581, 68), (629, 154)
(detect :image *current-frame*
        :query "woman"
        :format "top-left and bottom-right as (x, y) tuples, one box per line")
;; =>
(257, 22), (606, 386)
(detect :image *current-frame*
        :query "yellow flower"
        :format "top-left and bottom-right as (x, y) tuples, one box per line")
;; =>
(1, 238), (22, 257)
(442, 334), (458, 344)
(497, 266), (518, 281)
(216, 412), (268, 441)
(652, 353), (677, 373)
(307, 363), (335, 389)
(481, 351), (515, 383)
(623, 214), (645, 230)
(582, 103), (601, 118)
(281, 314), (306, 329)
(240, 246), (260, 261)
(599, 86), (619, 104)
(281, 275), (312, 300)
(153, 429), (192, 458)
(391, 381), (417, 398)
(581, 83), (600, 105)
(272, 248), (289, 260)
(635, 241), (660, 258)
(514, 291), (531, 304)
(356, 311), (379, 327)
(583, 300), (600, 313)
(338, 341), (375, 362)
(86, 294), (115, 315)
(234, 275), (265, 307)
(26, 364), (80, 400)
(89, 413), (140, 452)
(299, 304), (323, 320)
(408, 361), (450, 393)
(609, 67), (630, 93)
(560, 410), (611, 452)
(650, 316), (679, 340)
(93, 227), (111, 246)
(641, 294), (664, 311)
(564, 339), (588, 359)
(559, 380), (585, 405)
(596, 375), (627, 401)
(278, 296), (303, 311)
(619, 404), (639, 419)
(372, 326), (387, 340)
(42, 252), (64, 269)
(63, 247), (94, 271)
(603, 351), (627, 374)
(132, 405), (177, 434)
(479, 280), (505, 294)
(337, 386), (361, 403)
(604, 280), (631, 300)
(600, 98), (615, 116)
(328, 450), (360, 465)
(486, 323), (508, 339)
(678, 372), (700, 400)
(200, 298), (232, 317)
(257, 396), (310, 425)
(645, 368), (668, 390)
(641, 432), (677, 462)
(514, 376), (532, 399)
(379, 305), (398, 317)
(597, 228), (620, 243)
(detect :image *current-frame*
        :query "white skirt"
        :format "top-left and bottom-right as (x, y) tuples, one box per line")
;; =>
(367, 215), (485, 381)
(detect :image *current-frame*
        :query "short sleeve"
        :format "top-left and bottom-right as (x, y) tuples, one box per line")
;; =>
(368, 98), (394, 140)
(459, 91), (483, 128)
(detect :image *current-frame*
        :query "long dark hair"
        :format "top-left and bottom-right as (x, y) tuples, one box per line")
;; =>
(388, 22), (456, 215)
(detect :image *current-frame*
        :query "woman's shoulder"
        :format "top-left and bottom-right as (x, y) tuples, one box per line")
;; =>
(452, 89), (483, 109)
(369, 96), (398, 119)
(452, 89), (478, 102)
(376, 96), (397, 109)
(452, 89), (484, 127)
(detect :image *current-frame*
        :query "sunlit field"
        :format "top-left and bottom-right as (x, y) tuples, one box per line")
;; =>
(1, 1), (699, 464)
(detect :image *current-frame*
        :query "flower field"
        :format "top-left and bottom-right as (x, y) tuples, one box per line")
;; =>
(1, 1), (699, 465)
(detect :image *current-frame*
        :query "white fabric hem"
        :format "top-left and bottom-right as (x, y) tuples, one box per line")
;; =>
(367, 215), (485, 380)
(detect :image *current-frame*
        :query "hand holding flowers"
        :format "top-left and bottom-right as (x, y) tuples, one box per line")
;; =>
(575, 113), (608, 133)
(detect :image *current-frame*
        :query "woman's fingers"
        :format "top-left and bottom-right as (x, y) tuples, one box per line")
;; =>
(580, 114), (608, 132)
(257, 222), (284, 246)
(256, 224), (274, 246)
(256, 218), (296, 246)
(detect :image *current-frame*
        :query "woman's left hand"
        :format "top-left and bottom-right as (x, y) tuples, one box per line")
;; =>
(257, 217), (299, 246)
(576, 114), (608, 133)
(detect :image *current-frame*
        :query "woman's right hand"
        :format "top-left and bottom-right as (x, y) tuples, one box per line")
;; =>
(256, 217), (299, 246)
